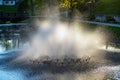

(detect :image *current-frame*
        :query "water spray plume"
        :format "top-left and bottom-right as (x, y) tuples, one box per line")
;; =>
(16, 19), (107, 61)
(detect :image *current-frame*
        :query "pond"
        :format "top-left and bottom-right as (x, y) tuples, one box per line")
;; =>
(0, 21), (120, 80)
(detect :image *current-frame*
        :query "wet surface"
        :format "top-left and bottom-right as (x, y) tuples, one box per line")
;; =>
(0, 49), (120, 80)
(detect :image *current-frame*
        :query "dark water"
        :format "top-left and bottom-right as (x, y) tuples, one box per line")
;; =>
(0, 49), (120, 80)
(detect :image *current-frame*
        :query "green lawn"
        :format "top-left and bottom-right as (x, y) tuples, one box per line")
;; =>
(94, 0), (120, 15)
(81, 23), (120, 42)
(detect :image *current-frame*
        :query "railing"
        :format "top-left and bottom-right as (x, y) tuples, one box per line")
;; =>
(0, 24), (29, 40)
(95, 14), (120, 22)
(0, 13), (29, 18)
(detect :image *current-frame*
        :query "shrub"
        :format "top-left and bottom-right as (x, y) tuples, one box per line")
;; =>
(106, 16), (116, 23)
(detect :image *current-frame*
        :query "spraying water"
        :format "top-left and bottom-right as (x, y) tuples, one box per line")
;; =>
(1, 19), (120, 80)
(16, 19), (106, 62)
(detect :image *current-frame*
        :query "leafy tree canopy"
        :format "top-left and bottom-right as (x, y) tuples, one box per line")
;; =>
(59, 0), (99, 11)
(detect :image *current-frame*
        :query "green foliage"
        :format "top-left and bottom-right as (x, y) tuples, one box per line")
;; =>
(21, 0), (120, 16)
(81, 23), (120, 42)
(106, 26), (120, 41)
(0, 6), (18, 13)
(106, 16), (116, 23)
(0, 0), (27, 13)
(26, 0), (100, 15)
(6, 21), (11, 24)
(32, 0), (43, 9)
(18, 0), (29, 13)
(59, 0), (79, 9)
(59, 0), (99, 12)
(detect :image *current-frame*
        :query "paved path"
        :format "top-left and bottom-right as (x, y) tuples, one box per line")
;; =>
(0, 23), (28, 27)
(0, 20), (120, 27)
(78, 20), (120, 28)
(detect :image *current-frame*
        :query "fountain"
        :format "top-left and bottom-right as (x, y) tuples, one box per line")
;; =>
(0, 9), (120, 80)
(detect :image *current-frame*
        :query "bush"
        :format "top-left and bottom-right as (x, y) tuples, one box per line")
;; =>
(84, 15), (95, 21)
(106, 16), (116, 23)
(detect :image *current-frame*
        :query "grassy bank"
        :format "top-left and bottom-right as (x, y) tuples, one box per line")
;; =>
(81, 23), (120, 42)
(94, 0), (120, 15)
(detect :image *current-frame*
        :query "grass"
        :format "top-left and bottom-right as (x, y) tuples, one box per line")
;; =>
(81, 23), (120, 42)
(94, 0), (120, 15)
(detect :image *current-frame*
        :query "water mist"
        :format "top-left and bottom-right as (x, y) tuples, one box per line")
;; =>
(17, 19), (106, 62)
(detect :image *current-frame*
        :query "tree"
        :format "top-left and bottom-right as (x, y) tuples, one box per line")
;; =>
(59, 0), (79, 19)
(59, 0), (99, 18)
(30, 0), (34, 16)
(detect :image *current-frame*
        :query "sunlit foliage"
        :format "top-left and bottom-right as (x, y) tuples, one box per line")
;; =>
(59, 0), (99, 12)
(59, 0), (81, 9)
